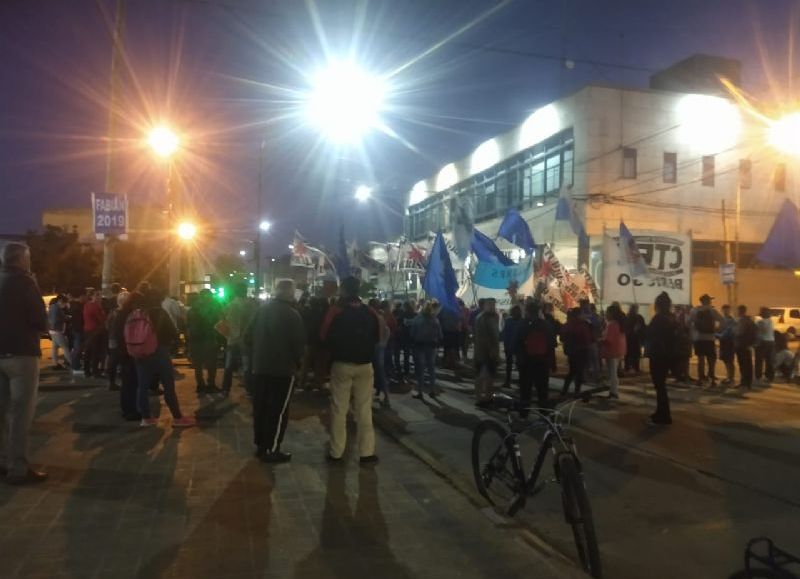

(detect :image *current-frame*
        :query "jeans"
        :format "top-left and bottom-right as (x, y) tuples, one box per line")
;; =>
(624, 341), (641, 372)
(135, 347), (182, 419)
(694, 340), (717, 382)
(222, 343), (251, 394)
(83, 329), (106, 377)
(413, 345), (437, 394)
(329, 362), (375, 459)
(190, 340), (218, 388)
(755, 341), (775, 382)
(562, 350), (587, 395)
(49, 331), (71, 366)
(0, 356), (40, 477)
(503, 348), (515, 386)
(107, 348), (121, 387)
(70, 331), (84, 370)
(252, 375), (294, 453)
(649, 356), (672, 422)
(373, 344), (389, 394)
(606, 358), (621, 396)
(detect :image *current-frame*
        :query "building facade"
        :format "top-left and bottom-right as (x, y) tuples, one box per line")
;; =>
(403, 55), (800, 309)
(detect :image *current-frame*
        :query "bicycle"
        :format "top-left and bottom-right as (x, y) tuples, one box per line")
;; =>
(471, 387), (607, 578)
(728, 537), (800, 579)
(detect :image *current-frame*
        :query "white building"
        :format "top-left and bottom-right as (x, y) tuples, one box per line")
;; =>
(403, 55), (800, 309)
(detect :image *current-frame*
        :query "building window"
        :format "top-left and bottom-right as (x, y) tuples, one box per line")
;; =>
(775, 163), (787, 192)
(702, 155), (715, 187)
(563, 149), (574, 187)
(663, 152), (677, 183)
(545, 152), (561, 192)
(622, 147), (637, 179)
(739, 159), (751, 189)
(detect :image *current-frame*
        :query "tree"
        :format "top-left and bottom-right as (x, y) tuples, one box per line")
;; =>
(25, 226), (101, 294)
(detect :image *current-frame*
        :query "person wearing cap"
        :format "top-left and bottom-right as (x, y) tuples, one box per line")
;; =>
(689, 294), (724, 387)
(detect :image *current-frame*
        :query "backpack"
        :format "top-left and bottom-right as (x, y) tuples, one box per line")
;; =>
(525, 325), (549, 357)
(124, 309), (158, 359)
(695, 309), (714, 334)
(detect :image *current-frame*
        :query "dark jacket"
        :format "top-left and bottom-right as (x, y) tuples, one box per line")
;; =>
(560, 318), (593, 356)
(320, 297), (380, 364)
(249, 297), (306, 376)
(645, 312), (677, 359)
(149, 307), (179, 349)
(0, 266), (47, 356)
(516, 317), (555, 360)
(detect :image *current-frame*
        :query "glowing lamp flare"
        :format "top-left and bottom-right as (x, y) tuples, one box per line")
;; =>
(306, 61), (386, 143)
(355, 185), (372, 202)
(259, 220), (272, 232)
(768, 113), (800, 156)
(177, 222), (197, 241)
(147, 126), (180, 158)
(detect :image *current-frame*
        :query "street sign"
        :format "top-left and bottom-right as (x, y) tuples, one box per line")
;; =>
(720, 262), (736, 285)
(92, 193), (128, 239)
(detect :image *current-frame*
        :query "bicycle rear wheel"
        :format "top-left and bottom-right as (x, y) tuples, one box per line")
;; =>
(558, 452), (602, 578)
(471, 420), (522, 512)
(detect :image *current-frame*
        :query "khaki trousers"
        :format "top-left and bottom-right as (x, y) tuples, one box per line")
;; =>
(329, 361), (375, 459)
(0, 356), (40, 477)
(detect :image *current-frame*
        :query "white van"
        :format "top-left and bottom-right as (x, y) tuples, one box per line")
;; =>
(767, 307), (800, 339)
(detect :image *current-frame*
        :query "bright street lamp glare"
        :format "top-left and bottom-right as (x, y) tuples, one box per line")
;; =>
(176, 221), (197, 241)
(259, 220), (272, 232)
(239, 249), (247, 256)
(306, 61), (386, 144)
(768, 112), (800, 156)
(354, 185), (372, 202)
(147, 125), (180, 159)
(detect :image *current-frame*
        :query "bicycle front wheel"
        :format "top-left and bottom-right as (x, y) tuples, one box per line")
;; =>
(471, 420), (521, 512)
(558, 452), (602, 578)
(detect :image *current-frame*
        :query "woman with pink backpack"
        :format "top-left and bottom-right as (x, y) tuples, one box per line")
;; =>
(124, 289), (195, 427)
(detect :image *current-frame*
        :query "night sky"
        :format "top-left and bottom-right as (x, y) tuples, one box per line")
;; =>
(1, 0), (798, 256)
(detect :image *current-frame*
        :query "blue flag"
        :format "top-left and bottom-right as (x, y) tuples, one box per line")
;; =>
(619, 221), (649, 277)
(471, 228), (513, 266)
(757, 199), (800, 268)
(423, 232), (460, 313)
(556, 197), (589, 245)
(498, 209), (536, 254)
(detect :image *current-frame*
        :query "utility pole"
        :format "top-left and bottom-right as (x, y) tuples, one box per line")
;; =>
(101, 0), (127, 295)
(255, 139), (266, 294)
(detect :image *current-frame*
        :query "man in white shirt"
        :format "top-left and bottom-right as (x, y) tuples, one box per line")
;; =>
(755, 307), (776, 385)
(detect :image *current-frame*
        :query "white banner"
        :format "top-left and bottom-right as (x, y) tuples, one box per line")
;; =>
(602, 230), (692, 305)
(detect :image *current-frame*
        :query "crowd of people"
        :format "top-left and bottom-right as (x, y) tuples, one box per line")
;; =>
(2, 238), (799, 484)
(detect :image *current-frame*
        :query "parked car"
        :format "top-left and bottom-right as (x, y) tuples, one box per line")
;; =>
(767, 307), (800, 339)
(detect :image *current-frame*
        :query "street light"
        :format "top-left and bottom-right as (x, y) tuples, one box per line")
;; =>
(259, 220), (271, 232)
(768, 112), (800, 156)
(355, 185), (372, 203)
(239, 249), (247, 257)
(305, 60), (387, 144)
(177, 221), (197, 241)
(147, 125), (180, 159)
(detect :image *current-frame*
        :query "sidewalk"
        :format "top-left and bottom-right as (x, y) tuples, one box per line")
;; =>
(0, 371), (585, 579)
(373, 368), (800, 579)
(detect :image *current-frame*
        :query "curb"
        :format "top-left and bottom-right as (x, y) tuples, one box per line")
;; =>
(372, 408), (587, 577)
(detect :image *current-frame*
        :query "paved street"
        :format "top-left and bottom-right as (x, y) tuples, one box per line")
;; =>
(0, 368), (582, 579)
(375, 366), (800, 579)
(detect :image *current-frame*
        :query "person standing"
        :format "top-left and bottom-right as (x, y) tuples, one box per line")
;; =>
(69, 290), (87, 376)
(105, 290), (129, 391)
(127, 289), (195, 428)
(47, 294), (71, 370)
(439, 304), (462, 381)
(500, 305), (523, 388)
(368, 298), (391, 406)
(473, 298), (500, 407)
(186, 289), (221, 393)
(247, 279), (306, 463)
(560, 307), (593, 396)
(410, 301), (443, 400)
(734, 305), (757, 389)
(0, 242), (48, 484)
(220, 283), (257, 397)
(398, 300), (417, 381)
(83, 289), (108, 378)
(113, 291), (141, 421)
(601, 305), (627, 400)
(755, 307), (775, 386)
(645, 292), (676, 425)
(689, 294), (724, 387)
(320, 277), (380, 464)
(516, 301), (555, 410)
(624, 304), (646, 374)
(718, 304), (737, 385)
(542, 303), (561, 374)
